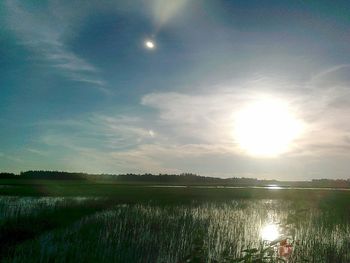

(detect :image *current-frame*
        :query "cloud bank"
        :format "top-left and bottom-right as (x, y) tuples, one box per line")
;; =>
(13, 70), (349, 179)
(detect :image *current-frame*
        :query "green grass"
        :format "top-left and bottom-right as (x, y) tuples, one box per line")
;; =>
(0, 181), (350, 262)
(0, 197), (114, 260)
(1, 200), (350, 263)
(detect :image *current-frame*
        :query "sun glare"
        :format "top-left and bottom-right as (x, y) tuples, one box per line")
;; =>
(233, 98), (303, 157)
(261, 224), (280, 241)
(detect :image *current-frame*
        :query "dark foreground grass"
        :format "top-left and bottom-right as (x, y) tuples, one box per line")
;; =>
(1, 180), (350, 262)
(2, 200), (350, 263)
(0, 198), (116, 260)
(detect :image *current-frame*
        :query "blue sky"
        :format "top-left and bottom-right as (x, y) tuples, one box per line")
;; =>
(1, 0), (350, 180)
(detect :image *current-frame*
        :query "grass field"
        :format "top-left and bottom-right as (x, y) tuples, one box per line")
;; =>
(1, 180), (350, 262)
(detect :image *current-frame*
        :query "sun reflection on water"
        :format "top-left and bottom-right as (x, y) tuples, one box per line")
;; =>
(261, 223), (280, 241)
(267, 184), (282, 190)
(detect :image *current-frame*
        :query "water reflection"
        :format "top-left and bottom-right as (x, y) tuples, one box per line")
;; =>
(261, 223), (280, 241)
(267, 184), (282, 190)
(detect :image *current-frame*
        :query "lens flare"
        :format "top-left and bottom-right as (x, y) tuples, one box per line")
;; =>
(145, 40), (155, 49)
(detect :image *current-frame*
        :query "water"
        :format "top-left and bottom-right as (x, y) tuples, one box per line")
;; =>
(145, 184), (350, 191)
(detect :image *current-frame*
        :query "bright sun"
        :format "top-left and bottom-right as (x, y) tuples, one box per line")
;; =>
(233, 98), (303, 157)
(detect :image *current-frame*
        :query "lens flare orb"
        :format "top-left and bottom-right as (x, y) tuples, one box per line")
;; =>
(144, 40), (155, 49)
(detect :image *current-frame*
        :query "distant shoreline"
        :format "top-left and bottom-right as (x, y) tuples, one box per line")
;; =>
(1, 170), (350, 189)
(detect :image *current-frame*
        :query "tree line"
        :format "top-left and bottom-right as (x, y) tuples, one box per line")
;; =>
(0, 170), (349, 188)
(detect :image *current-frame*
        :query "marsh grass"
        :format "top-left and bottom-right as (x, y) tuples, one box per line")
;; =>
(0, 197), (109, 259)
(0, 196), (101, 221)
(2, 199), (350, 263)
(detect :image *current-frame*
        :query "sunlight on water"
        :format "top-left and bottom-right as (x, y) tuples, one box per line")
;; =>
(261, 223), (280, 241)
(267, 184), (282, 190)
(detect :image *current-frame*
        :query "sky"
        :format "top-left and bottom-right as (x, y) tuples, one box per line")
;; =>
(1, 0), (350, 180)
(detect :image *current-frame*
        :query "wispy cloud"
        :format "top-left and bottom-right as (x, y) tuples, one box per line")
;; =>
(9, 67), (350, 177)
(141, 74), (350, 158)
(26, 148), (48, 156)
(310, 64), (350, 83)
(4, 0), (108, 92)
(38, 114), (157, 151)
